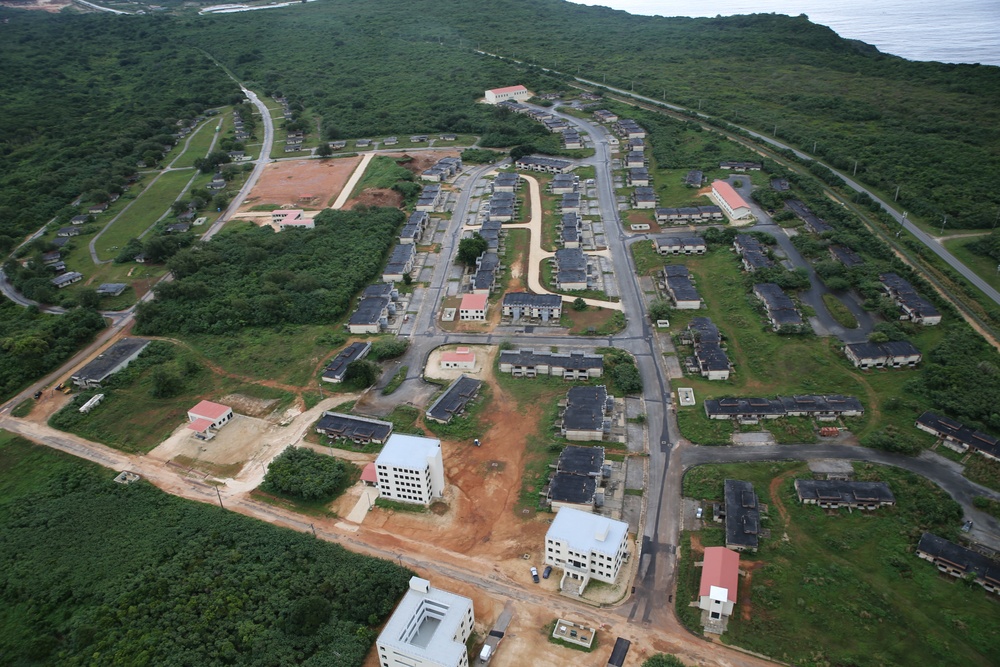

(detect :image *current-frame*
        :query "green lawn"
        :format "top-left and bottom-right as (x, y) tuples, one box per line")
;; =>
(93, 169), (198, 261)
(679, 462), (993, 667)
(669, 248), (937, 443)
(185, 325), (345, 387)
(350, 155), (411, 196)
(943, 236), (1000, 293)
(170, 116), (225, 169)
(964, 454), (1000, 493)
(822, 292), (859, 328)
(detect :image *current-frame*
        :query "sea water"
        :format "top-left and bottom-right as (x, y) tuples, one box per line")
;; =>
(568, 0), (1000, 66)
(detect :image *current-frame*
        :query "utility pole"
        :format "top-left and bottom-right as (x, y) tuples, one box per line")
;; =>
(853, 160), (858, 176)
(940, 216), (947, 236)
(630, 80), (634, 91)
(773, 123), (778, 136)
(813, 140), (817, 153)
(215, 486), (224, 509)
(894, 185), (900, 202)
(309, 523), (316, 537)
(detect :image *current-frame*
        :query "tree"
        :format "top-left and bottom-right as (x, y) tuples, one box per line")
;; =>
(344, 359), (380, 387)
(262, 447), (353, 501)
(509, 144), (536, 161)
(456, 233), (488, 266)
(316, 143), (333, 157)
(370, 337), (408, 360)
(643, 655), (688, 667)
(572, 297), (587, 311)
(648, 299), (672, 322)
(150, 367), (182, 398)
(612, 364), (643, 394)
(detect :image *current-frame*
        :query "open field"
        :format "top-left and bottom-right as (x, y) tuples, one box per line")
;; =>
(666, 248), (944, 444)
(170, 115), (227, 169)
(679, 461), (994, 667)
(240, 156), (361, 211)
(185, 325), (345, 387)
(48, 342), (295, 454)
(93, 169), (196, 261)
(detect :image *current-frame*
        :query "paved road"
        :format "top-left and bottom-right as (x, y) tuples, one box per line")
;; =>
(203, 85), (275, 241)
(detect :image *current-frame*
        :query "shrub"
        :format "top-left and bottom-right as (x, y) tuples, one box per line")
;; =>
(261, 447), (355, 502)
(370, 337), (408, 361)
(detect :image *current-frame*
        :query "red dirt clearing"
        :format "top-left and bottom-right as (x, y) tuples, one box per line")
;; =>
(239, 157), (361, 211)
(344, 188), (403, 210)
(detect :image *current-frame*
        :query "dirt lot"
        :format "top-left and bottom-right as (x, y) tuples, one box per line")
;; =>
(0, 0), (68, 11)
(344, 188), (403, 210)
(358, 350), (552, 580)
(239, 157), (361, 211)
(424, 344), (495, 382)
(147, 414), (278, 478)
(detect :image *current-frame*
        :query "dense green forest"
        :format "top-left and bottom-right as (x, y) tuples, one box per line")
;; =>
(173, 0), (998, 228)
(0, 432), (411, 666)
(135, 207), (402, 335)
(0, 301), (105, 401)
(0, 11), (239, 252)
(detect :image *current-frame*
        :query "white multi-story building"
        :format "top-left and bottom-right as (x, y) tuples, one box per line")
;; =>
(544, 507), (630, 591)
(375, 434), (445, 505)
(376, 577), (475, 667)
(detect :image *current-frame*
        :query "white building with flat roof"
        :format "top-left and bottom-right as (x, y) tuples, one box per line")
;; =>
(375, 434), (445, 505)
(544, 507), (630, 591)
(376, 577), (475, 667)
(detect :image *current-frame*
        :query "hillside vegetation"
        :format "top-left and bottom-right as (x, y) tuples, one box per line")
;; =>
(0, 11), (239, 252)
(134, 208), (403, 335)
(183, 0), (998, 228)
(0, 431), (411, 666)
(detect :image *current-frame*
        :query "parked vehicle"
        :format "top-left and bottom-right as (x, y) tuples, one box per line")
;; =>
(962, 520), (974, 533)
(479, 645), (492, 663)
(696, 507), (703, 519)
(530, 566), (539, 583)
(542, 565), (552, 579)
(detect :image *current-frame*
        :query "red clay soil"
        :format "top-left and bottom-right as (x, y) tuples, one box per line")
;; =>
(343, 188), (404, 210)
(239, 157), (361, 212)
(738, 561), (765, 620)
(392, 151), (460, 175)
(362, 377), (550, 560)
(768, 469), (795, 526)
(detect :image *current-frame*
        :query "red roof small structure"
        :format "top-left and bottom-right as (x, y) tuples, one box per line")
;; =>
(186, 418), (215, 433)
(460, 293), (488, 311)
(361, 462), (378, 484)
(488, 85), (528, 95)
(699, 546), (740, 602)
(189, 400), (231, 421)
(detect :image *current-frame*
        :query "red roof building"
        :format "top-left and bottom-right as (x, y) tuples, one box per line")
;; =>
(711, 181), (752, 220)
(698, 546), (740, 621)
(459, 293), (489, 321)
(485, 85), (531, 105)
(361, 462), (378, 486)
(186, 401), (234, 439)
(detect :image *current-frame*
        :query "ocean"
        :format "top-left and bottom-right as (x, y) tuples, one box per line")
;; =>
(566, 0), (1000, 66)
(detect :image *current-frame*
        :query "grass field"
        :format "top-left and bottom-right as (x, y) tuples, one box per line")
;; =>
(49, 343), (295, 453)
(965, 454), (1000, 493)
(822, 292), (859, 328)
(93, 169), (197, 261)
(185, 325), (342, 387)
(170, 116), (225, 169)
(667, 248), (942, 443)
(679, 461), (994, 667)
(351, 155), (412, 196)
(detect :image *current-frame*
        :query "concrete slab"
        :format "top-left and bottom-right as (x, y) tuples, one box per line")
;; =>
(345, 485), (379, 523)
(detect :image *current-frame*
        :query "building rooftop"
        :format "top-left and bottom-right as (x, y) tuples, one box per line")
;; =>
(315, 412), (393, 442)
(557, 445), (605, 476)
(699, 546), (740, 603)
(712, 180), (750, 211)
(376, 434), (442, 471)
(460, 293), (488, 311)
(546, 507), (629, 557)
(427, 374), (482, 423)
(499, 349), (603, 371)
(322, 341), (371, 382)
(189, 400), (231, 421)
(548, 472), (597, 505)
(916, 412), (999, 457)
(724, 479), (759, 550)
(563, 385), (611, 432)
(488, 84), (528, 95)
(350, 296), (389, 326)
(71, 338), (150, 385)
(917, 533), (1000, 586)
(377, 577), (471, 666)
(794, 479), (895, 504)
(502, 292), (563, 309)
